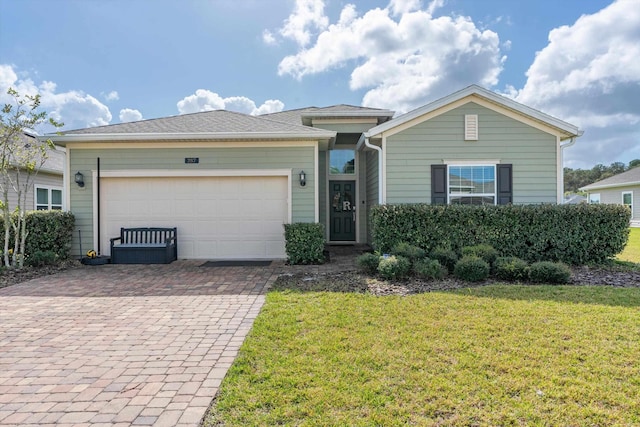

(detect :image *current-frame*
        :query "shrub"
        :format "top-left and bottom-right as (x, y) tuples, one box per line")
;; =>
(430, 247), (458, 273)
(454, 256), (490, 282)
(494, 256), (530, 282)
(391, 242), (426, 261)
(413, 258), (447, 280)
(0, 211), (75, 261)
(529, 261), (572, 284)
(370, 204), (630, 264)
(377, 255), (411, 280)
(283, 223), (325, 265)
(357, 252), (381, 275)
(462, 244), (499, 266)
(26, 250), (59, 267)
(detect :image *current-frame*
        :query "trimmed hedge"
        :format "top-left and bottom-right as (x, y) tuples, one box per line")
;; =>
(1, 211), (75, 261)
(371, 204), (630, 264)
(284, 222), (325, 265)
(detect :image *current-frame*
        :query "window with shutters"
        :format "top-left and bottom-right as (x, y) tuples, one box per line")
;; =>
(448, 165), (496, 205)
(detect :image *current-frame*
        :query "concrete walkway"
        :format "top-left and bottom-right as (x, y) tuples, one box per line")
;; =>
(0, 261), (274, 427)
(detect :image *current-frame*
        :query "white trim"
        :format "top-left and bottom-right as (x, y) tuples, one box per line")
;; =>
(382, 135), (388, 204)
(314, 144), (319, 222)
(622, 191), (633, 219)
(63, 140), (319, 150)
(588, 193), (601, 204)
(556, 135), (562, 204)
(582, 181), (640, 191)
(441, 159), (500, 165)
(446, 164), (497, 205)
(48, 131), (336, 144)
(91, 169), (294, 255)
(34, 185), (64, 210)
(311, 118), (379, 125)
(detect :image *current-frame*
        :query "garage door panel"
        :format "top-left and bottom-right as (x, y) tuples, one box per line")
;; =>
(101, 176), (288, 259)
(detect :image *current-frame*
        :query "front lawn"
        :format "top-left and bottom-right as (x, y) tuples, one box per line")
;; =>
(617, 227), (640, 263)
(206, 286), (640, 426)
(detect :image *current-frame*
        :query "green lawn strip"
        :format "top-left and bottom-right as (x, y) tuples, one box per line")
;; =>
(207, 287), (640, 426)
(617, 228), (640, 263)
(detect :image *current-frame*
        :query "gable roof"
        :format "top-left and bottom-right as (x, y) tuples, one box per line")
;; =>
(364, 85), (582, 140)
(48, 109), (336, 145)
(0, 130), (65, 175)
(581, 167), (640, 191)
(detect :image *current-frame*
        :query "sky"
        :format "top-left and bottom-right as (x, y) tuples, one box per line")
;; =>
(1, 0), (638, 169)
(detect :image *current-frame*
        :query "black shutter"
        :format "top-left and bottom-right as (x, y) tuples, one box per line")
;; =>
(497, 164), (513, 205)
(431, 164), (447, 205)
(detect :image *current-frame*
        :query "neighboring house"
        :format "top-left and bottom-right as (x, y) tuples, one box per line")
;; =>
(49, 85), (582, 259)
(564, 194), (587, 204)
(3, 131), (65, 211)
(581, 167), (640, 227)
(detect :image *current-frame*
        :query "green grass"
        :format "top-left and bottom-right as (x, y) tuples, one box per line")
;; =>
(617, 227), (640, 263)
(206, 286), (640, 426)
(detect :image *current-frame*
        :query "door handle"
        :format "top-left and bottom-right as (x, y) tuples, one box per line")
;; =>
(352, 207), (356, 221)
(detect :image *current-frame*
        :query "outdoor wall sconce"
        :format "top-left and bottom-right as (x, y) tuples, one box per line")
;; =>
(299, 170), (306, 187)
(75, 171), (85, 187)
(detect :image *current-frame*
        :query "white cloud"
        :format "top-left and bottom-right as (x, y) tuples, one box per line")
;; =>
(102, 90), (119, 101)
(0, 64), (112, 130)
(119, 108), (143, 123)
(514, 0), (640, 167)
(262, 29), (277, 45)
(274, 1), (503, 113)
(176, 89), (284, 115)
(278, 0), (329, 47)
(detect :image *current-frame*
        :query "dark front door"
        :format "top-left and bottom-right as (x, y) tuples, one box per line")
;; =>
(329, 180), (356, 241)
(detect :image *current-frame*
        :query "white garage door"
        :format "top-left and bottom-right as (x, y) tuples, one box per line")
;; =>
(100, 176), (289, 259)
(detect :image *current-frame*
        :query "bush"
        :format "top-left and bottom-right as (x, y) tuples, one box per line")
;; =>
(357, 252), (381, 275)
(377, 255), (411, 280)
(454, 256), (490, 282)
(26, 250), (59, 267)
(529, 261), (572, 284)
(430, 247), (458, 273)
(370, 204), (630, 264)
(283, 223), (325, 265)
(413, 258), (447, 280)
(494, 256), (530, 282)
(462, 244), (499, 266)
(391, 242), (426, 261)
(0, 211), (75, 261)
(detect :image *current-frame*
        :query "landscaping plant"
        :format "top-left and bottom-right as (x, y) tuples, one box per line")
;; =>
(529, 261), (572, 284)
(494, 256), (530, 282)
(377, 255), (411, 280)
(356, 252), (380, 275)
(413, 258), (447, 280)
(453, 256), (490, 282)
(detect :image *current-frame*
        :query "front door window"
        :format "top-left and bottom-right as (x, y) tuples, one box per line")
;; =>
(330, 150), (355, 175)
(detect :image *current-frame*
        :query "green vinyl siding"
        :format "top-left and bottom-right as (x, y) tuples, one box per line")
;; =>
(365, 149), (379, 244)
(385, 102), (558, 205)
(318, 150), (327, 233)
(69, 145), (316, 257)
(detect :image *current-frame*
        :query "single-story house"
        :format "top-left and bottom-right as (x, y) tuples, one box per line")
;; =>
(581, 167), (640, 227)
(48, 85), (582, 259)
(2, 131), (65, 211)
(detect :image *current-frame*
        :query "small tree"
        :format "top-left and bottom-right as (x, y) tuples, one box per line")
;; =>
(0, 88), (62, 268)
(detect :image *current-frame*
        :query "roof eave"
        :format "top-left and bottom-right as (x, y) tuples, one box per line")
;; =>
(581, 181), (640, 191)
(47, 131), (337, 145)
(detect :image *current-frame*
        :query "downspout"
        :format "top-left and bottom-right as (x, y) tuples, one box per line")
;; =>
(363, 136), (384, 205)
(559, 132), (581, 203)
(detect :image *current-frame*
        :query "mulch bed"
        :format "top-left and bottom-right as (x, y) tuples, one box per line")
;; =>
(273, 265), (640, 296)
(0, 260), (81, 290)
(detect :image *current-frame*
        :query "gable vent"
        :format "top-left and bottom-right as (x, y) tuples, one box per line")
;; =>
(465, 114), (478, 141)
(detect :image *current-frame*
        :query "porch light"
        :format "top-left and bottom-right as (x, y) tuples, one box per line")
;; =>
(299, 170), (306, 187)
(75, 171), (85, 187)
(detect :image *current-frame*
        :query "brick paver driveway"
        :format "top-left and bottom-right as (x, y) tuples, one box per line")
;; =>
(0, 261), (275, 426)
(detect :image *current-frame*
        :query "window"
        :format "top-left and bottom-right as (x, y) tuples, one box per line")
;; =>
(448, 165), (496, 205)
(622, 191), (633, 218)
(330, 149), (355, 175)
(589, 193), (600, 204)
(36, 186), (63, 210)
